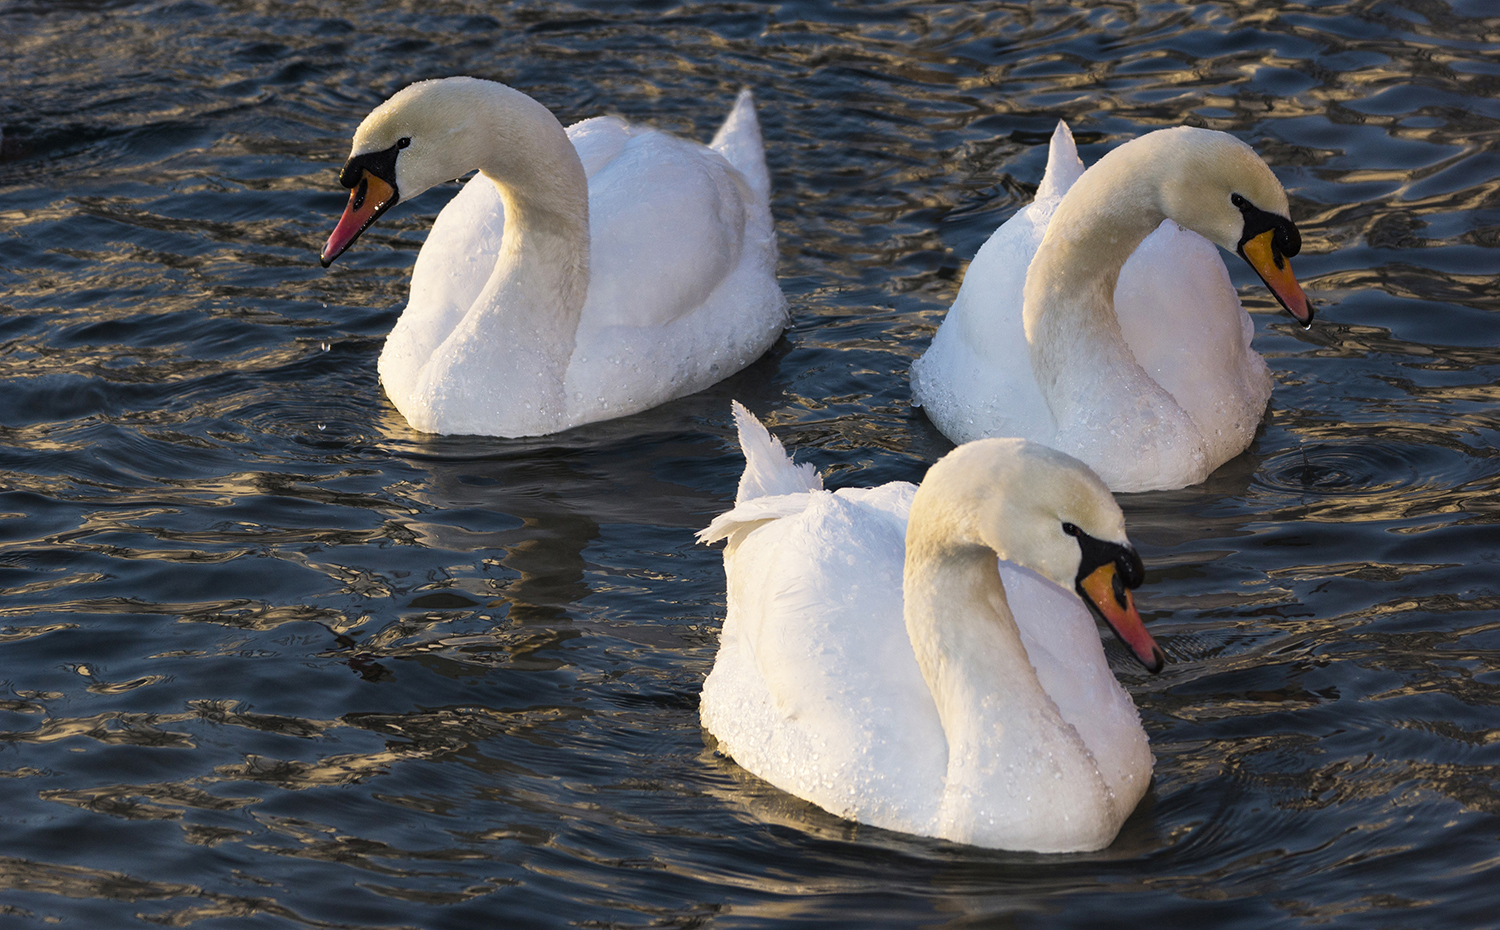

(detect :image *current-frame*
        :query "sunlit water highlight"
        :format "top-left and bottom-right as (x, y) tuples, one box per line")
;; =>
(1, 1), (1499, 927)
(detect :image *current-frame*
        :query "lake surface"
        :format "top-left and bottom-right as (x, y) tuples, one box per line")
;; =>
(2, 0), (1499, 926)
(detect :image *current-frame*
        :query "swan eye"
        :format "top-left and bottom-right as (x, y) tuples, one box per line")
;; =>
(1061, 522), (1081, 538)
(1231, 192), (1249, 209)
(397, 137), (411, 149)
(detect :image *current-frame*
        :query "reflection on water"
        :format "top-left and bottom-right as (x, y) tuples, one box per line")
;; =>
(2, 0), (1500, 927)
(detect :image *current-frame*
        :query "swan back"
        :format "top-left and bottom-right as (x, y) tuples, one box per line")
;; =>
(699, 409), (941, 831)
(580, 132), (747, 328)
(907, 126), (1085, 446)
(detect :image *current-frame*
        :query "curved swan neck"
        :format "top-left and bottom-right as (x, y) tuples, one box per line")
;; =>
(463, 84), (591, 329)
(905, 531), (1068, 841)
(904, 543), (1038, 729)
(1023, 145), (1173, 411)
(903, 475), (1049, 765)
(898, 439), (1139, 846)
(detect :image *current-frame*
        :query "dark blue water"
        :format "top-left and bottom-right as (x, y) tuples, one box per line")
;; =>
(2, 0), (1499, 926)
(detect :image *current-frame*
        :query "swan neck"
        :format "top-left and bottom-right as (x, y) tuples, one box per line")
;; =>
(1023, 159), (1169, 412)
(904, 542), (1040, 761)
(470, 87), (591, 343)
(904, 519), (1119, 849)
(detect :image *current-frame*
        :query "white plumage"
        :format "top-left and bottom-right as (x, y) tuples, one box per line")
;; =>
(324, 78), (787, 437)
(699, 402), (1160, 852)
(912, 121), (1310, 492)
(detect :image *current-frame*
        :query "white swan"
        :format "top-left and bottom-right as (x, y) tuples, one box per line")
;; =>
(321, 77), (787, 436)
(911, 122), (1313, 492)
(698, 402), (1165, 852)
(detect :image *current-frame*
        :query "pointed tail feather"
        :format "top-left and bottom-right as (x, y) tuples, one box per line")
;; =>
(697, 402), (822, 545)
(731, 400), (822, 504)
(1035, 120), (1086, 203)
(710, 89), (770, 203)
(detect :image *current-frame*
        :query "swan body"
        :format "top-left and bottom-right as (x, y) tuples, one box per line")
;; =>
(322, 77), (786, 436)
(699, 402), (1165, 852)
(911, 122), (1312, 492)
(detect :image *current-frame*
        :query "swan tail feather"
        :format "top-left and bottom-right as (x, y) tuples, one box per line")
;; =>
(1035, 120), (1086, 202)
(697, 402), (822, 545)
(710, 89), (770, 203)
(730, 400), (823, 504)
(697, 492), (821, 545)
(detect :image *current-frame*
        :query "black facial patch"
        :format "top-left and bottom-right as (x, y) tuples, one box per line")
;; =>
(1062, 522), (1144, 597)
(338, 138), (405, 190)
(320, 139), (408, 268)
(1231, 192), (1301, 267)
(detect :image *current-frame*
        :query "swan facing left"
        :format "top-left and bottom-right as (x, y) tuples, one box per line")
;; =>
(321, 77), (787, 437)
(699, 402), (1165, 852)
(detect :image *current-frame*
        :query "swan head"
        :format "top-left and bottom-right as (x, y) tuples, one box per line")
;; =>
(1142, 127), (1313, 327)
(915, 438), (1165, 672)
(320, 77), (547, 267)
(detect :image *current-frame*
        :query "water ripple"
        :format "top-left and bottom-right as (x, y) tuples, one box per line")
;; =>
(2, 0), (1500, 927)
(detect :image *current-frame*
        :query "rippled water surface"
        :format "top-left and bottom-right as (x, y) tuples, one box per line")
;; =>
(3, 0), (1500, 926)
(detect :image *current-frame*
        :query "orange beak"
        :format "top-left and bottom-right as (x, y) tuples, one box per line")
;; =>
(321, 170), (398, 267)
(1239, 227), (1313, 327)
(1078, 561), (1164, 673)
